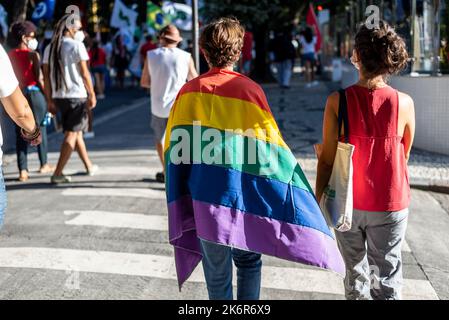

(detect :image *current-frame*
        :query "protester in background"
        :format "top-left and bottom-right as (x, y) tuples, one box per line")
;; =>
(112, 34), (130, 89)
(43, 14), (98, 184)
(270, 29), (296, 89)
(7, 21), (54, 182)
(89, 39), (107, 99)
(316, 21), (415, 300)
(140, 34), (157, 64)
(299, 26), (318, 88)
(101, 34), (113, 90)
(140, 25), (197, 183)
(128, 35), (144, 88)
(0, 43), (42, 225)
(239, 29), (253, 76)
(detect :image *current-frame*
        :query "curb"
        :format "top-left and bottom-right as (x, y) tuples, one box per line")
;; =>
(410, 177), (449, 194)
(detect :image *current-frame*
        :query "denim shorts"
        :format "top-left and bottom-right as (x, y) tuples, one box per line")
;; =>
(151, 114), (168, 144)
(0, 172), (7, 228)
(301, 52), (316, 65)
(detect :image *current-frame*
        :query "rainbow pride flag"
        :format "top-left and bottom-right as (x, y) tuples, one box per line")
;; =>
(164, 68), (345, 288)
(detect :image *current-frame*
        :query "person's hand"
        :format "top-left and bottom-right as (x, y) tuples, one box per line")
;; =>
(47, 99), (57, 115)
(87, 95), (97, 110)
(21, 125), (42, 146)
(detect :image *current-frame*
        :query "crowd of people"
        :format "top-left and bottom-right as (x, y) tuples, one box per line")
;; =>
(0, 13), (415, 301)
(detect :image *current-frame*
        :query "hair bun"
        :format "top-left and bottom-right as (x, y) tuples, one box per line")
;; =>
(355, 20), (409, 77)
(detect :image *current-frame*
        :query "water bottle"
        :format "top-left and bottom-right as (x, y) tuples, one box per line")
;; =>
(41, 112), (53, 127)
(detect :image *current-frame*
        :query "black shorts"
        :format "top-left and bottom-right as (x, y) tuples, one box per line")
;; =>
(54, 98), (88, 132)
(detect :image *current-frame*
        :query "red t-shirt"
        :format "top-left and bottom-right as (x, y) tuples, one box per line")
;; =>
(8, 49), (38, 88)
(140, 40), (158, 59)
(88, 47), (106, 67)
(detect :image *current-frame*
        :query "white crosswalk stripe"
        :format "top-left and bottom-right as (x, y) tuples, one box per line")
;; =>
(0, 247), (438, 300)
(62, 188), (166, 199)
(64, 210), (168, 231)
(61, 207), (413, 253)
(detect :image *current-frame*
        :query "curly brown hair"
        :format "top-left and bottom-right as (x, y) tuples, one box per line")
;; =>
(355, 20), (409, 77)
(200, 17), (244, 68)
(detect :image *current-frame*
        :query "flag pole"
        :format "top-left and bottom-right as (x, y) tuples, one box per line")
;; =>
(192, 0), (200, 70)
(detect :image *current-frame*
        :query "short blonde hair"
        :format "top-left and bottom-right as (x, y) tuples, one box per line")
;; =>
(200, 17), (244, 68)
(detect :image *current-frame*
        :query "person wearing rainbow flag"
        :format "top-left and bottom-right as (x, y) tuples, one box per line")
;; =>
(164, 17), (344, 300)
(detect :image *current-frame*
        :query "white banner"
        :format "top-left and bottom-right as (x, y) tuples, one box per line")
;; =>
(110, 0), (138, 32)
(163, 1), (192, 31)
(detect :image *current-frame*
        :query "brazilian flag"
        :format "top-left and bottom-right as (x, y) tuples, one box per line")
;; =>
(147, 2), (169, 31)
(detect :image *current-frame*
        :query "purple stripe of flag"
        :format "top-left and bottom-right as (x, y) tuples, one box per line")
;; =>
(168, 196), (345, 287)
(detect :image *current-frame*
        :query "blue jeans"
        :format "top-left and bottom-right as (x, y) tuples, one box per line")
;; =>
(276, 60), (293, 87)
(200, 239), (262, 300)
(0, 172), (7, 228)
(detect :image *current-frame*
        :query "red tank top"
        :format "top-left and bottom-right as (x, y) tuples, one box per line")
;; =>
(8, 49), (38, 88)
(344, 85), (410, 212)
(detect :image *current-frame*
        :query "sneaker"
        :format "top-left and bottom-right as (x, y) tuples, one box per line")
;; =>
(84, 132), (95, 139)
(305, 83), (313, 88)
(51, 175), (72, 184)
(97, 94), (106, 100)
(312, 80), (320, 86)
(87, 164), (99, 176)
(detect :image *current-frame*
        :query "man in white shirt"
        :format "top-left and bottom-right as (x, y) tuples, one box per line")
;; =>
(0, 44), (41, 226)
(42, 15), (97, 184)
(140, 25), (198, 183)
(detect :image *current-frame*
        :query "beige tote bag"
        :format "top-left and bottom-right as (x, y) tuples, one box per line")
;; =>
(315, 89), (355, 232)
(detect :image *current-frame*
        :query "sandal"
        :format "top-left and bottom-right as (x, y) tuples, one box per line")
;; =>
(39, 164), (55, 174)
(19, 170), (29, 182)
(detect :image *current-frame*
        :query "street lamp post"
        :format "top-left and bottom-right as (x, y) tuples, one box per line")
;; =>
(192, 0), (200, 70)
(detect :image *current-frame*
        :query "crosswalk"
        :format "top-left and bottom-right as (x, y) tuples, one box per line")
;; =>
(0, 163), (439, 299)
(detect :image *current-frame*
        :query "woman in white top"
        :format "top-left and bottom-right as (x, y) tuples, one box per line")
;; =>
(299, 26), (318, 87)
(0, 44), (41, 226)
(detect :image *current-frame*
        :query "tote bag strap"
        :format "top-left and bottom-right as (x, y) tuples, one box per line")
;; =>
(338, 88), (349, 143)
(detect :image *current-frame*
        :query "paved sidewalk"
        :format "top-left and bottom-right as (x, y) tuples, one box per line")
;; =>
(0, 78), (446, 299)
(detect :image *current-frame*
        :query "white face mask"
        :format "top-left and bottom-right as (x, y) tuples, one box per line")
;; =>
(74, 31), (85, 42)
(27, 38), (38, 51)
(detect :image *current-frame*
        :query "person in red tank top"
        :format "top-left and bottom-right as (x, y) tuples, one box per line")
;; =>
(7, 21), (54, 182)
(316, 21), (415, 300)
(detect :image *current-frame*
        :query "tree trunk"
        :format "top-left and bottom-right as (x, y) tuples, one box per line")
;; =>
(251, 24), (276, 83)
(12, 0), (29, 22)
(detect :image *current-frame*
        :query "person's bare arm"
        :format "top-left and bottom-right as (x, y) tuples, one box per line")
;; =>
(399, 92), (415, 162)
(1, 86), (37, 133)
(79, 60), (97, 109)
(187, 57), (198, 81)
(140, 57), (151, 89)
(315, 91), (339, 202)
